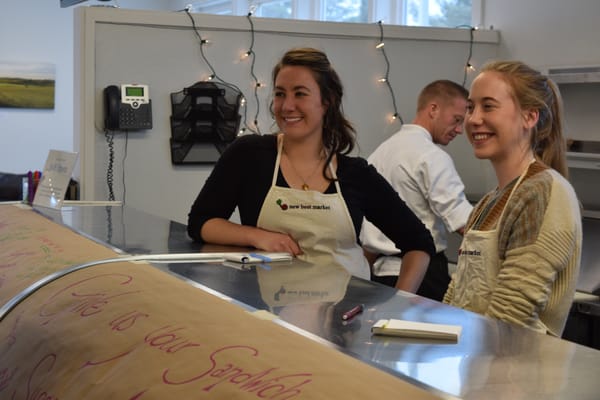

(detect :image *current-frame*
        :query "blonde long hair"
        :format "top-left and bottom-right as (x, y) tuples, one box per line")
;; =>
(481, 61), (568, 178)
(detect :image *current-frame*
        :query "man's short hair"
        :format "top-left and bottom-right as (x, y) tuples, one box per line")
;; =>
(417, 80), (469, 111)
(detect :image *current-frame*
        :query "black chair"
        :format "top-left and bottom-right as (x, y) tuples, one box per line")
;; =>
(0, 172), (26, 201)
(0, 173), (79, 202)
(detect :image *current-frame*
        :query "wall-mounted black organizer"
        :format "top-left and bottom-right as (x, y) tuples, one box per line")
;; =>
(169, 81), (242, 164)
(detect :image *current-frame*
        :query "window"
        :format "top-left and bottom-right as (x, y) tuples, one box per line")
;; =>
(188, 0), (232, 15)
(254, 1), (292, 19)
(323, 0), (368, 24)
(406, 0), (472, 27)
(189, 0), (475, 28)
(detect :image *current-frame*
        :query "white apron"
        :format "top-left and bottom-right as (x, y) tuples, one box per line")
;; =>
(256, 135), (371, 279)
(451, 162), (536, 316)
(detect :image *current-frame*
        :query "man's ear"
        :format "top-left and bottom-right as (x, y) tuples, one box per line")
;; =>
(428, 103), (439, 119)
(522, 108), (539, 129)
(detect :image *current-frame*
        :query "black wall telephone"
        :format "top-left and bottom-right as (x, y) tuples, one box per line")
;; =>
(103, 84), (153, 130)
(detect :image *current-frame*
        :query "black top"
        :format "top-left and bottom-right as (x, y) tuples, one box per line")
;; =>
(187, 134), (435, 256)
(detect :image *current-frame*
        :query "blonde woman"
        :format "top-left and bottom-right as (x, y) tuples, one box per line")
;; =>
(444, 61), (582, 336)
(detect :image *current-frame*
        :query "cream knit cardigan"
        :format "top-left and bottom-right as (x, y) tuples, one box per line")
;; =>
(444, 163), (582, 336)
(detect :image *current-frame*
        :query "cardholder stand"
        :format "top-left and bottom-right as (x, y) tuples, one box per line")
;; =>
(169, 81), (242, 164)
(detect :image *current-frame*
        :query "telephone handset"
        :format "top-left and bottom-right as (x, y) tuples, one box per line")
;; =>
(103, 84), (153, 130)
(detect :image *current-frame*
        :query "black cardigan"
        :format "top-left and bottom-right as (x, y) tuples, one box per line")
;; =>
(187, 134), (434, 257)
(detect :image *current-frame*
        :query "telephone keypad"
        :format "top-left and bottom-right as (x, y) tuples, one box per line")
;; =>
(118, 103), (153, 130)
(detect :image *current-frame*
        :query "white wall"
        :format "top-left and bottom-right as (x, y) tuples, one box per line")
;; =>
(480, 0), (600, 140)
(482, 0), (600, 71)
(3, 0), (600, 219)
(75, 7), (499, 222)
(0, 1), (75, 174)
(0, 0), (172, 175)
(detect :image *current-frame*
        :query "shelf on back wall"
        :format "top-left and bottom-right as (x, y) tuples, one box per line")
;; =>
(548, 66), (600, 84)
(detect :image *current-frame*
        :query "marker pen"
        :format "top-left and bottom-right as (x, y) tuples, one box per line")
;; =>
(247, 253), (272, 263)
(342, 304), (364, 321)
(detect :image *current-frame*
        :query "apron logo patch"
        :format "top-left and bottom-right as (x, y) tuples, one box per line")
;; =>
(276, 199), (331, 211)
(276, 198), (288, 210)
(458, 249), (481, 256)
(274, 285), (286, 300)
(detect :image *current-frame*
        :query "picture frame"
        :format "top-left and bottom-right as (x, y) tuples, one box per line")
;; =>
(0, 62), (55, 109)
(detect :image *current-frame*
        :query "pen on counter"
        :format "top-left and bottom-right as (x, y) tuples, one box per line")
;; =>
(247, 253), (272, 263)
(342, 304), (364, 321)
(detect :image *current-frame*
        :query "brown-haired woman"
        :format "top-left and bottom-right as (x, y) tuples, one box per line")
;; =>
(188, 47), (434, 290)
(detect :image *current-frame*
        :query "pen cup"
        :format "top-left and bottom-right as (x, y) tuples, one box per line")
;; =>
(23, 171), (42, 204)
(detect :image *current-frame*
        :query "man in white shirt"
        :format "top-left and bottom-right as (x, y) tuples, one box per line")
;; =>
(360, 80), (472, 301)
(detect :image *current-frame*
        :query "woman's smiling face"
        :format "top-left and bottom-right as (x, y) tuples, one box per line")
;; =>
(466, 71), (531, 164)
(272, 65), (327, 141)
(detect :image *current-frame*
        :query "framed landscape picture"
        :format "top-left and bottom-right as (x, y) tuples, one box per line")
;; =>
(0, 62), (55, 109)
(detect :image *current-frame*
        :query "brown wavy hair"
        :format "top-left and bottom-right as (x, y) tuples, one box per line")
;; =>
(271, 47), (356, 180)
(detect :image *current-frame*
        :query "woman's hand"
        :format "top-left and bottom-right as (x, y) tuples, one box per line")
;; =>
(201, 218), (302, 256)
(250, 228), (303, 256)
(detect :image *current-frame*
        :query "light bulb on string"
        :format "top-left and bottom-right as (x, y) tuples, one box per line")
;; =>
(233, 50), (250, 65)
(375, 21), (385, 49)
(242, 8), (261, 134)
(238, 49), (252, 62)
(388, 112), (400, 123)
(375, 19), (403, 124)
(461, 25), (476, 87)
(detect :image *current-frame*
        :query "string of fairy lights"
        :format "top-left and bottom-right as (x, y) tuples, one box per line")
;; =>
(374, 21), (477, 124)
(455, 24), (477, 86)
(375, 20), (403, 125)
(243, 10), (262, 134)
(184, 8), (259, 135)
(182, 9), (477, 136)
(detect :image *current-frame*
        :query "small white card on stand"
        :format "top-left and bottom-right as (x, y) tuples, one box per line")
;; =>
(33, 150), (78, 209)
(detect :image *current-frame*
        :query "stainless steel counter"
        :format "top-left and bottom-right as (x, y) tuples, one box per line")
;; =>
(34, 204), (600, 400)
